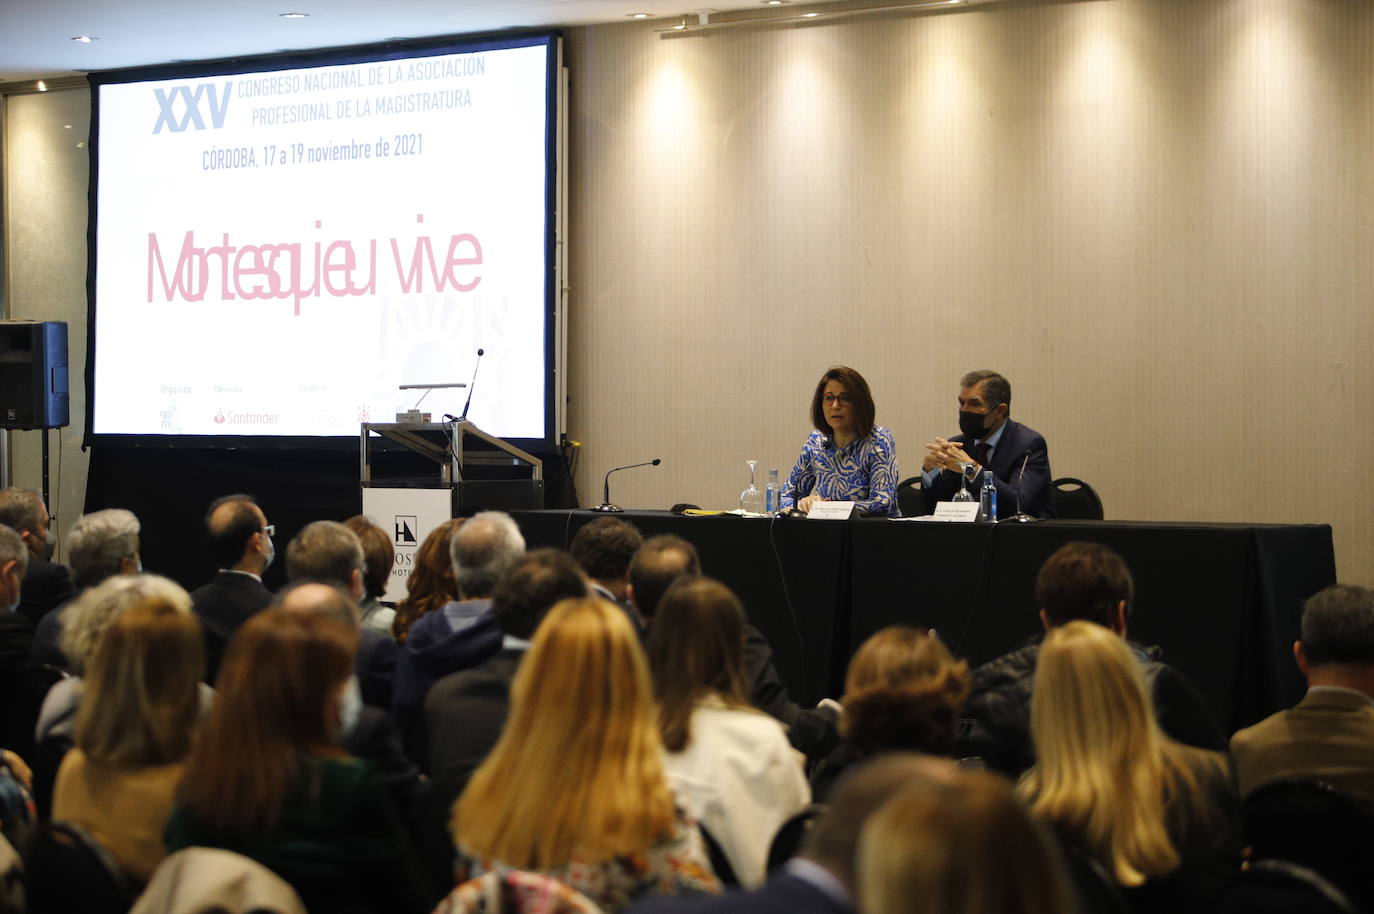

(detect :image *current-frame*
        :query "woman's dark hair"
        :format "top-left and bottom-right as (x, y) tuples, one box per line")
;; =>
(343, 515), (394, 601)
(647, 577), (752, 752)
(178, 608), (357, 832)
(810, 365), (876, 442)
(392, 517), (464, 642)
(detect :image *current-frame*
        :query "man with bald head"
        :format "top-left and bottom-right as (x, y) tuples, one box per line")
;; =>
(190, 494), (275, 682)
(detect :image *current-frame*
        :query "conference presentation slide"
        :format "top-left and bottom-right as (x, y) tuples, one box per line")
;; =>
(91, 38), (553, 441)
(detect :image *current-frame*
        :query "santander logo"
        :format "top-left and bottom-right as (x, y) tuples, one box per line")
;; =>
(213, 410), (226, 424)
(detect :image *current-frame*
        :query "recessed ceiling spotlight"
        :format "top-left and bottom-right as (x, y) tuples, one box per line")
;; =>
(801, 11), (819, 16)
(70, 35), (97, 43)
(63, 124), (72, 129)
(279, 12), (310, 19)
(627, 12), (652, 18)
(762, 0), (789, 5)
(36, 80), (48, 91)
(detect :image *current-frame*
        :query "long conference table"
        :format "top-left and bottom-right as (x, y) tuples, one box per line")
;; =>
(510, 511), (1336, 737)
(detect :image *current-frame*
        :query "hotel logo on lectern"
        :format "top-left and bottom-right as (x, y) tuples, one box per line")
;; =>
(394, 516), (418, 546)
(153, 82), (231, 133)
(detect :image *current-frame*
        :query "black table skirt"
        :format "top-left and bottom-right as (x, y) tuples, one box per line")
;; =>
(511, 511), (1335, 735)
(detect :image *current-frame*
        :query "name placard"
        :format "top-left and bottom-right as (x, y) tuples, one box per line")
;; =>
(931, 502), (981, 523)
(807, 501), (857, 520)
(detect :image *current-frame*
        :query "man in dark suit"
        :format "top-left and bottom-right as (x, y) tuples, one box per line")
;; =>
(0, 488), (73, 626)
(920, 370), (1054, 519)
(285, 520), (398, 710)
(0, 526), (37, 749)
(1231, 583), (1374, 807)
(190, 494), (275, 683)
(629, 753), (959, 914)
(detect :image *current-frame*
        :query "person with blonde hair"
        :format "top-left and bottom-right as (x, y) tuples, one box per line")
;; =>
(51, 594), (207, 883)
(858, 769), (1073, 914)
(810, 626), (969, 800)
(648, 577), (809, 888)
(1018, 621), (1240, 909)
(450, 596), (719, 912)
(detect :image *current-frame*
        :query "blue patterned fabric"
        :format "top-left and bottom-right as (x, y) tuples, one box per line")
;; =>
(779, 427), (899, 517)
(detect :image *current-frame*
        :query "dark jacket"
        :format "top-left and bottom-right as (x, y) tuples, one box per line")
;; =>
(958, 636), (1226, 778)
(16, 557), (74, 627)
(190, 571), (273, 684)
(743, 625), (840, 761)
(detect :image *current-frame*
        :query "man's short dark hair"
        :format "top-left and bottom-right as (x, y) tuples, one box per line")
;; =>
(205, 495), (262, 569)
(569, 517), (643, 583)
(490, 549), (587, 639)
(286, 521), (364, 589)
(1035, 542), (1133, 627)
(0, 488), (44, 537)
(343, 516), (394, 601)
(960, 370), (1011, 410)
(628, 535), (701, 619)
(1301, 584), (1374, 666)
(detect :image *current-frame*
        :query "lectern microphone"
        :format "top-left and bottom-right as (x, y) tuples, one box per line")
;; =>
(591, 459), (662, 513)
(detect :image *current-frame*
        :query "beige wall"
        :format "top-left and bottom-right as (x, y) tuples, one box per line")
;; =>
(565, 0), (1374, 582)
(5, 0), (1372, 581)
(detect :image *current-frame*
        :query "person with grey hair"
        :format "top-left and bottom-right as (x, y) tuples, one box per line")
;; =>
(919, 369), (1055, 519)
(1231, 583), (1374, 806)
(285, 520), (397, 711)
(392, 512), (526, 764)
(0, 487), (73, 626)
(32, 508), (143, 671)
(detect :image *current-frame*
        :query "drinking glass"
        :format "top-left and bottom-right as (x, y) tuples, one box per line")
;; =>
(739, 459), (764, 514)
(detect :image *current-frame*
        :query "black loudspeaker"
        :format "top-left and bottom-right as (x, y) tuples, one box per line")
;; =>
(0, 321), (69, 430)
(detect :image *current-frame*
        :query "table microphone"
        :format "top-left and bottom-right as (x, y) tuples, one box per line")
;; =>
(592, 459), (662, 513)
(1005, 448), (1038, 524)
(457, 348), (485, 422)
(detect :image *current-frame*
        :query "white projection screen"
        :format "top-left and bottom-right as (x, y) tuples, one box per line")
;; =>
(87, 34), (561, 449)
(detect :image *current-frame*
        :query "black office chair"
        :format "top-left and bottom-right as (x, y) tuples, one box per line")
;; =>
(699, 825), (739, 888)
(896, 476), (925, 517)
(1220, 860), (1359, 914)
(1051, 477), (1104, 520)
(25, 820), (133, 914)
(766, 804), (825, 874)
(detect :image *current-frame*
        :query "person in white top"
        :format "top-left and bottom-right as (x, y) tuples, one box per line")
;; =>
(647, 577), (811, 888)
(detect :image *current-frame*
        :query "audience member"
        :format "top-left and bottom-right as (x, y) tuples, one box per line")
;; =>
(394, 513), (524, 752)
(629, 535), (838, 760)
(628, 753), (960, 914)
(52, 596), (206, 884)
(571, 516), (643, 611)
(649, 577), (809, 888)
(859, 769), (1074, 914)
(167, 608), (428, 914)
(190, 494), (275, 683)
(0, 527), (34, 750)
(285, 520), (397, 709)
(959, 541), (1224, 777)
(343, 515), (397, 639)
(0, 487), (72, 625)
(32, 508), (142, 670)
(450, 596), (719, 913)
(1231, 583), (1374, 806)
(810, 626), (969, 801)
(1019, 621), (1240, 913)
(392, 518), (464, 643)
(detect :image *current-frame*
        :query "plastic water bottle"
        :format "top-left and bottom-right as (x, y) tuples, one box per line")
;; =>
(765, 469), (781, 514)
(980, 469), (997, 523)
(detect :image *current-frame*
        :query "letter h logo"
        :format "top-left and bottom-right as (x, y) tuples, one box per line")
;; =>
(152, 82), (232, 133)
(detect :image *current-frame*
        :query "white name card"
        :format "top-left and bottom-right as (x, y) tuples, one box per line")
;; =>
(931, 501), (981, 523)
(807, 501), (857, 520)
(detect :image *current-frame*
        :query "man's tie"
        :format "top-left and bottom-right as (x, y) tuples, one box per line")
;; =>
(975, 442), (992, 468)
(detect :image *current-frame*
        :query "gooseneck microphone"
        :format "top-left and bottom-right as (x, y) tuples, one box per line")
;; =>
(592, 459), (662, 513)
(1006, 448), (1038, 523)
(457, 348), (485, 422)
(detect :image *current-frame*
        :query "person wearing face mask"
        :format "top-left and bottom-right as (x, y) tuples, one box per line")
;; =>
(920, 370), (1055, 519)
(0, 487), (74, 627)
(0, 525), (36, 708)
(780, 366), (900, 517)
(189, 494), (277, 685)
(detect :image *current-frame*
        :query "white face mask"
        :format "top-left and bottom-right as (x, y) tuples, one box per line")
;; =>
(262, 535), (275, 571)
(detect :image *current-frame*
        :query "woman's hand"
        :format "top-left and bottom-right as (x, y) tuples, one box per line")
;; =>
(797, 495), (824, 513)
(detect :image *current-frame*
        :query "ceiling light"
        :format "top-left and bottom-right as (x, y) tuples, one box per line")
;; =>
(627, 12), (652, 17)
(36, 81), (47, 92)
(801, 11), (819, 16)
(279, 12), (310, 19)
(762, 0), (789, 5)
(71, 35), (97, 43)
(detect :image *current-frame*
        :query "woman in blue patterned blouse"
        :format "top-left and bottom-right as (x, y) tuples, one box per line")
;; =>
(780, 366), (900, 517)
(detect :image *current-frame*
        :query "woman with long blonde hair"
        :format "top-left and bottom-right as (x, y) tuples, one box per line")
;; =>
(1018, 621), (1239, 908)
(451, 596), (719, 911)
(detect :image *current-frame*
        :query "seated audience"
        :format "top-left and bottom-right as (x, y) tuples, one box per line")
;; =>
(166, 607), (428, 914)
(450, 596), (719, 912)
(629, 535), (838, 760)
(1018, 621), (1240, 913)
(343, 515), (397, 639)
(649, 577), (809, 888)
(628, 753), (960, 914)
(959, 541), (1224, 777)
(285, 520), (396, 709)
(32, 508), (142, 670)
(571, 516), (643, 613)
(810, 625), (969, 801)
(190, 494), (275, 683)
(391, 518), (465, 643)
(0, 487), (72, 625)
(1231, 583), (1374, 807)
(858, 769), (1073, 914)
(0, 527), (35, 748)
(51, 595), (206, 885)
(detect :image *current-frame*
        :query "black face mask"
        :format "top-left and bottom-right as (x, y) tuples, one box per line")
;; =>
(958, 410), (989, 440)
